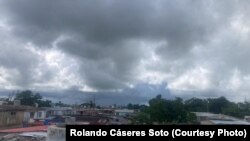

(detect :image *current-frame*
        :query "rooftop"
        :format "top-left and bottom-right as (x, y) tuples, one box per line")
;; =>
(0, 105), (38, 112)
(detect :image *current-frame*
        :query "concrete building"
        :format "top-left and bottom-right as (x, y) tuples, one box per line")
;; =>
(33, 107), (74, 120)
(34, 109), (47, 120)
(0, 105), (37, 128)
(193, 112), (250, 125)
(48, 107), (74, 116)
(244, 116), (250, 122)
(114, 109), (134, 117)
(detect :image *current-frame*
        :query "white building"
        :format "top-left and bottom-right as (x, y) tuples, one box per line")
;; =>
(193, 112), (250, 125)
(114, 109), (134, 117)
(33, 107), (74, 120)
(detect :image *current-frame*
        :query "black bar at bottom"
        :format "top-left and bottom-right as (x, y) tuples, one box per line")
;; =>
(66, 125), (250, 140)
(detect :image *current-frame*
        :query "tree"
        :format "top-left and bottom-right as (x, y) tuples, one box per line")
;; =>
(208, 97), (230, 114)
(15, 90), (42, 106)
(127, 103), (142, 110)
(132, 95), (250, 124)
(185, 98), (207, 112)
(38, 100), (52, 107)
(132, 112), (151, 124)
(127, 103), (133, 109)
(133, 95), (197, 124)
(14, 90), (52, 107)
(148, 95), (169, 123)
(55, 101), (70, 107)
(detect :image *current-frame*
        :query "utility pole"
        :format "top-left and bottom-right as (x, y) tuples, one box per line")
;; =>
(207, 100), (209, 113)
(93, 95), (96, 109)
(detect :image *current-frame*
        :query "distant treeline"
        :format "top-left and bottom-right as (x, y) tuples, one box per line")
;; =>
(129, 95), (250, 124)
(6, 90), (250, 124)
(5, 90), (69, 107)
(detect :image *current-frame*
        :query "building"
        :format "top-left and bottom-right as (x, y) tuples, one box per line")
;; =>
(193, 112), (250, 125)
(244, 116), (250, 122)
(193, 112), (220, 121)
(0, 105), (37, 128)
(33, 107), (74, 120)
(48, 107), (74, 116)
(114, 109), (134, 117)
(75, 108), (114, 116)
(34, 108), (47, 120)
(201, 119), (250, 125)
(0, 98), (8, 105)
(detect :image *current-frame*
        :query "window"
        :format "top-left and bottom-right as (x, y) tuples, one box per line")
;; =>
(10, 112), (16, 116)
(38, 112), (42, 118)
(30, 112), (35, 118)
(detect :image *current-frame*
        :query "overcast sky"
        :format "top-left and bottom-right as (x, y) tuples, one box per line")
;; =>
(0, 0), (250, 103)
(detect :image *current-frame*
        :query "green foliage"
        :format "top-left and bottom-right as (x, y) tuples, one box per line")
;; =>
(127, 103), (149, 111)
(207, 97), (230, 114)
(133, 95), (197, 124)
(185, 98), (207, 112)
(222, 102), (250, 118)
(186, 112), (198, 123)
(15, 90), (41, 106)
(133, 95), (250, 124)
(55, 101), (70, 107)
(14, 90), (52, 107)
(185, 97), (250, 118)
(38, 100), (53, 107)
(127, 103), (140, 109)
(132, 112), (151, 124)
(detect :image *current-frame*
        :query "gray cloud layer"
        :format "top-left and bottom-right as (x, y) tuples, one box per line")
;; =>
(0, 0), (250, 101)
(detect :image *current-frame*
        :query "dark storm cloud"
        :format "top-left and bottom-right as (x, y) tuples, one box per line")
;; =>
(0, 27), (40, 87)
(2, 0), (226, 46)
(0, 0), (232, 90)
(35, 83), (173, 105)
(1, 0), (250, 101)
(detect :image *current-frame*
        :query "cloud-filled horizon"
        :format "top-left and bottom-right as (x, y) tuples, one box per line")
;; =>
(0, 0), (250, 102)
